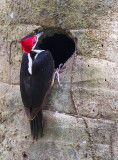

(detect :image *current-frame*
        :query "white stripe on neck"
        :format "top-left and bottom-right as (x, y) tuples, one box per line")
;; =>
(28, 49), (44, 74)
(34, 50), (44, 59)
(28, 54), (32, 74)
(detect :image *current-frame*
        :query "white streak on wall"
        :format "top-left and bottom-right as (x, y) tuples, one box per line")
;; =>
(10, 13), (14, 18)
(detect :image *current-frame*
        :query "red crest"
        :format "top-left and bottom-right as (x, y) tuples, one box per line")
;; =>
(20, 35), (36, 53)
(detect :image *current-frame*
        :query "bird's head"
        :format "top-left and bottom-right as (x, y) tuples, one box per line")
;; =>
(20, 32), (43, 53)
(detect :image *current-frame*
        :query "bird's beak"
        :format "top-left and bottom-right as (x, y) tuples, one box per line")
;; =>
(31, 32), (43, 51)
(36, 32), (43, 40)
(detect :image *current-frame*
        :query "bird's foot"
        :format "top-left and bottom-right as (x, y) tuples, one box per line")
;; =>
(53, 63), (63, 89)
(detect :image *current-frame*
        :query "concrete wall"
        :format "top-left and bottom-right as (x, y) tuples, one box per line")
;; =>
(0, 0), (118, 159)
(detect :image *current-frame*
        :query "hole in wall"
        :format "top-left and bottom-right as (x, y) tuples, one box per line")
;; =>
(22, 151), (28, 159)
(36, 28), (75, 68)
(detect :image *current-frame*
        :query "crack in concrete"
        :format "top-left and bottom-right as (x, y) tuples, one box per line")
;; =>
(83, 118), (98, 160)
(45, 109), (117, 123)
(109, 122), (117, 160)
(0, 81), (19, 86)
(70, 51), (97, 160)
(9, 40), (20, 64)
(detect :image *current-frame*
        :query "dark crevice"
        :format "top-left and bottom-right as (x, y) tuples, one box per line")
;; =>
(22, 152), (28, 159)
(37, 29), (75, 68)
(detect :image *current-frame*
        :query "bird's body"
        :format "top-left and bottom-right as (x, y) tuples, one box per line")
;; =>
(20, 33), (55, 140)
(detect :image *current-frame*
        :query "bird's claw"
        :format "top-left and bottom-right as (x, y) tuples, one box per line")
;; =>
(53, 63), (63, 89)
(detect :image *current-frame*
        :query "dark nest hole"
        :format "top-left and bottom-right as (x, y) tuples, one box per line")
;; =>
(37, 29), (75, 68)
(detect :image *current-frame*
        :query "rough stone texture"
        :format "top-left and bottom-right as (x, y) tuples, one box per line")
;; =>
(0, 0), (118, 160)
(6, 0), (118, 30)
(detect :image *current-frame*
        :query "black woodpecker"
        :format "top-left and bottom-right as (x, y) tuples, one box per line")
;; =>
(20, 32), (55, 140)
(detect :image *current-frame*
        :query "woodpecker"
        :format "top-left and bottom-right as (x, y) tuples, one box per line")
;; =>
(20, 32), (55, 140)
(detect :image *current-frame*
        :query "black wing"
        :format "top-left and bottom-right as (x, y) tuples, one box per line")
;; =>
(20, 52), (32, 108)
(31, 50), (54, 108)
(20, 51), (54, 120)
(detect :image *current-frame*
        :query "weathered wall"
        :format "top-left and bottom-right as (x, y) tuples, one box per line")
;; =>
(0, 0), (118, 160)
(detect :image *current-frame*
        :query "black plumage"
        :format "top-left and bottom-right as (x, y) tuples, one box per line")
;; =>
(20, 50), (54, 140)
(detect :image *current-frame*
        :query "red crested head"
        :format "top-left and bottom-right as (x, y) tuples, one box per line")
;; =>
(20, 32), (43, 54)
(20, 35), (36, 53)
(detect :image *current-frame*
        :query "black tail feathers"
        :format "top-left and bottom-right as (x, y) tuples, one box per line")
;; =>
(30, 110), (43, 140)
